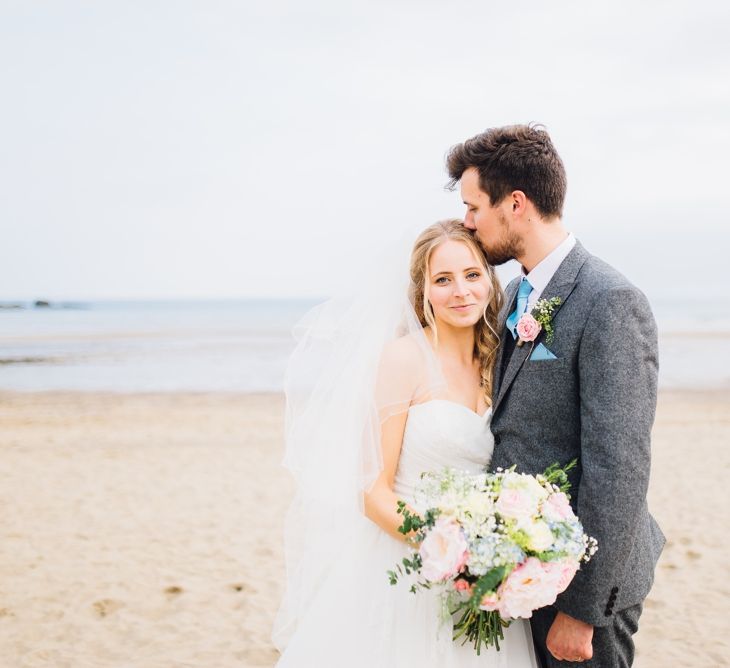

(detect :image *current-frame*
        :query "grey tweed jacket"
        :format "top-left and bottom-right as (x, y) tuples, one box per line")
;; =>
(490, 240), (665, 628)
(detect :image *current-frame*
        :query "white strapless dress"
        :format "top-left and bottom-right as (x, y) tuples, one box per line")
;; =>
(276, 400), (538, 668)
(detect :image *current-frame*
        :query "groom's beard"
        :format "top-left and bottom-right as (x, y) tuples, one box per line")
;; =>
(480, 214), (524, 266)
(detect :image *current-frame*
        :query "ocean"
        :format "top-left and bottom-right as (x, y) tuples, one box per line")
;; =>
(0, 298), (728, 392)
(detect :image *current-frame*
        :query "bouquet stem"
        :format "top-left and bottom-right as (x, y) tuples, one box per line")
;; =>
(452, 607), (506, 655)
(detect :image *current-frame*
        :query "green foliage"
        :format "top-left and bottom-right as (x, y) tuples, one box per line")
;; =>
(468, 566), (508, 610)
(424, 508), (439, 524)
(401, 554), (422, 574)
(395, 500), (438, 537)
(510, 529), (532, 553)
(387, 542), (424, 586)
(542, 459), (577, 495)
(531, 296), (562, 344)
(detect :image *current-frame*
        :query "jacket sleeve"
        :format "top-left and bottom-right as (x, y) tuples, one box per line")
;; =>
(554, 286), (658, 626)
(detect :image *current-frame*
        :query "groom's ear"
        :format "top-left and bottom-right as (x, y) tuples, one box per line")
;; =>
(510, 190), (528, 216)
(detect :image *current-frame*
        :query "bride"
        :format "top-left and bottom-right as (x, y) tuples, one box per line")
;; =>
(273, 219), (538, 667)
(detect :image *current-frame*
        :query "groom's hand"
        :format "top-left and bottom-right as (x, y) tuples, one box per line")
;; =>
(546, 611), (593, 662)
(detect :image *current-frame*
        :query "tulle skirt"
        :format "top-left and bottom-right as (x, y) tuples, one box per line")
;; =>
(275, 517), (538, 668)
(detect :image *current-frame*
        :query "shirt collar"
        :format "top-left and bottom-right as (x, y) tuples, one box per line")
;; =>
(521, 233), (576, 295)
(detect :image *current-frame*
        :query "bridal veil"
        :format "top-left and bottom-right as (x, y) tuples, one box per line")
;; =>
(272, 231), (448, 650)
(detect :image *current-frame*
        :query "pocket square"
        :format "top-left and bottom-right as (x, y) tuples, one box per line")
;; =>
(530, 343), (558, 361)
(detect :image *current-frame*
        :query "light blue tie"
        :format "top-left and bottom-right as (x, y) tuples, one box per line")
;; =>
(505, 278), (533, 339)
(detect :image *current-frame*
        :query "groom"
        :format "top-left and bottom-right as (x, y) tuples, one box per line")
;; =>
(446, 125), (665, 666)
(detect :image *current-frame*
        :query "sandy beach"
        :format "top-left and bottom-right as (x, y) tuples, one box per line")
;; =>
(0, 390), (728, 667)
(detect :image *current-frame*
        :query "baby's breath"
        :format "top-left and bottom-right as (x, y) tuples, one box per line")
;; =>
(531, 297), (562, 344)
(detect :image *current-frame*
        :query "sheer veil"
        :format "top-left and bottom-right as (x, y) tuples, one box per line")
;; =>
(272, 231), (448, 650)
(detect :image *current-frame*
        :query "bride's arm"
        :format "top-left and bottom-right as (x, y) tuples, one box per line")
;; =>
(363, 336), (423, 543)
(363, 410), (415, 542)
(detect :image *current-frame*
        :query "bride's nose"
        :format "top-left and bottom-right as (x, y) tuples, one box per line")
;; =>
(452, 278), (471, 298)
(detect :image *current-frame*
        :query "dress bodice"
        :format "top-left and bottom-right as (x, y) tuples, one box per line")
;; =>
(393, 399), (494, 505)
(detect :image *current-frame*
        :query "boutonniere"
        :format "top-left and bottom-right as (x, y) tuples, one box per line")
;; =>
(516, 297), (562, 347)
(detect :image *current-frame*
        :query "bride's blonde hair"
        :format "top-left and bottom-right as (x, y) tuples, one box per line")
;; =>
(409, 219), (503, 404)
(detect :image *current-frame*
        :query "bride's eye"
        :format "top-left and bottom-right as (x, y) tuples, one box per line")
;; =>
(435, 277), (449, 284)
(466, 272), (481, 279)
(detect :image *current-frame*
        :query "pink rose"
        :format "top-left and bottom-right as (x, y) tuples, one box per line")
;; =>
(516, 313), (541, 342)
(479, 591), (500, 611)
(497, 557), (558, 619)
(419, 517), (468, 583)
(454, 578), (473, 595)
(542, 559), (579, 594)
(495, 487), (538, 522)
(541, 492), (576, 522)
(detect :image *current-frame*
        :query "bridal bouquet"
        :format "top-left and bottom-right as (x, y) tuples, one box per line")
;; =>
(387, 461), (598, 654)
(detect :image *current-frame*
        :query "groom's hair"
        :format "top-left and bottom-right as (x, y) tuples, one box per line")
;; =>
(446, 124), (567, 219)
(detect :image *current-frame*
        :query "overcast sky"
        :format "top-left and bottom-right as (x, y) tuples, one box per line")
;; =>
(1, 0), (728, 301)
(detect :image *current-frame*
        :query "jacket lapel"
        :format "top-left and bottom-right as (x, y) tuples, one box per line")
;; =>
(492, 241), (591, 416)
(493, 279), (520, 398)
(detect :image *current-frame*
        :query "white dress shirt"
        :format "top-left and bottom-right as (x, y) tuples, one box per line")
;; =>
(522, 233), (576, 310)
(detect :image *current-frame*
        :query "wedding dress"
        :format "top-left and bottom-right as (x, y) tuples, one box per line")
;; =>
(275, 398), (538, 667)
(273, 231), (538, 667)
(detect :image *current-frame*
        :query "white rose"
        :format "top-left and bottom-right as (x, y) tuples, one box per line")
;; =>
(524, 519), (554, 552)
(502, 472), (548, 501)
(464, 491), (494, 518)
(437, 490), (460, 517)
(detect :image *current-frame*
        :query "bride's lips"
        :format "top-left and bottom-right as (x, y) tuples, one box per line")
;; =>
(450, 304), (476, 311)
